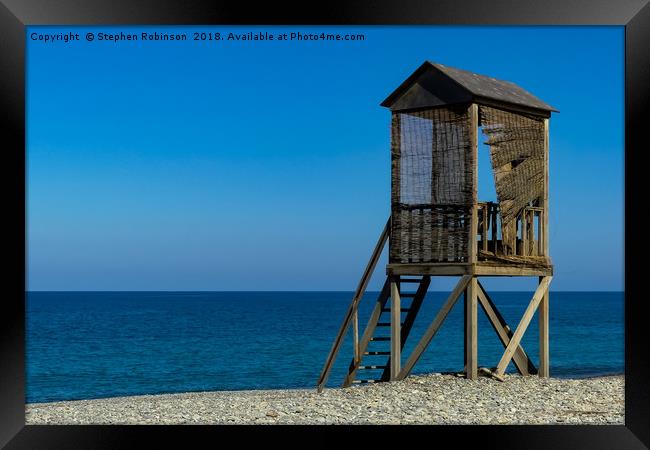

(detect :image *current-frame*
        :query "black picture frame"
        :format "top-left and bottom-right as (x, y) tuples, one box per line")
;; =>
(2, 0), (648, 447)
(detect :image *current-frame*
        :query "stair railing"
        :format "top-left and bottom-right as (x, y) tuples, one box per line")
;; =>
(316, 216), (391, 393)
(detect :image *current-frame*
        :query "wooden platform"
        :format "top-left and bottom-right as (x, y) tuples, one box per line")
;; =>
(387, 260), (552, 277)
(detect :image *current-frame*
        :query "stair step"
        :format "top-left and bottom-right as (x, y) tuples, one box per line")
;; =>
(352, 379), (378, 384)
(363, 351), (390, 356)
(359, 365), (388, 370)
(370, 336), (390, 341)
(377, 322), (404, 327)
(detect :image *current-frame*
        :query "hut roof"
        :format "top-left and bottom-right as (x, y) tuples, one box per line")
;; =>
(381, 61), (558, 116)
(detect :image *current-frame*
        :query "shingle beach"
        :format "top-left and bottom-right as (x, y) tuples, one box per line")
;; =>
(26, 373), (623, 425)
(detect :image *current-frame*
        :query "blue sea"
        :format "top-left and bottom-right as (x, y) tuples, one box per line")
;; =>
(26, 291), (624, 404)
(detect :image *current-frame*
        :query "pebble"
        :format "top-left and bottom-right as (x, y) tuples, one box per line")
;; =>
(25, 374), (624, 425)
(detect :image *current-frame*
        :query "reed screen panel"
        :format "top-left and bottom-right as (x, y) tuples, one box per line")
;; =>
(479, 106), (545, 252)
(390, 106), (473, 263)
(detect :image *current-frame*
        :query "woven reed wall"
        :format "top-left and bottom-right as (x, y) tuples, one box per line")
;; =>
(390, 106), (474, 263)
(479, 106), (545, 253)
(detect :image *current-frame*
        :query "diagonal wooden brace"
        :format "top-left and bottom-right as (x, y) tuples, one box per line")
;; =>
(494, 276), (552, 378)
(397, 275), (472, 380)
(477, 281), (537, 375)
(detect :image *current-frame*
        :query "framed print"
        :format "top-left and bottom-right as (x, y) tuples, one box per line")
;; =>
(1, 0), (648, 447)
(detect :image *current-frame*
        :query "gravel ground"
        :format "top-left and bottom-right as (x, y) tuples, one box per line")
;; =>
(25, 374), (624, 425)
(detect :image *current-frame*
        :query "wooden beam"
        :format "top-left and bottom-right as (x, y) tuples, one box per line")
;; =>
(387, 263), (552, 277)
(397, 275), (472, 380)
(494, 276), (552, 377)
(465, 277), (478, 380)
(476, 281), (536, 375)
(473, 265), (552, 277)
(542, 118), (549, 259)
(469, 103), (479, 264)
(387, 263), (471, 276)
(343, 280), (391, 387)
(539, 276), (550, 377)
(538, 119), (550, 373)
(390, 278), (401, 380)
(472, 95), (552, 119)
(316, 218), (390, 392)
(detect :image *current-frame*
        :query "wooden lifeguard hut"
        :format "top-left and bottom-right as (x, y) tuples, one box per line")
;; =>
(317, 61), (557, 392)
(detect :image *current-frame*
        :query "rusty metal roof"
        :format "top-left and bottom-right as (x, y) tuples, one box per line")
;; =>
(381, 61), (558, 115)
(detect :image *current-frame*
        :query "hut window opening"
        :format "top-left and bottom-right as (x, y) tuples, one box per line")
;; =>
(477, 125), (501, 253)
(479, 105), (546, 257)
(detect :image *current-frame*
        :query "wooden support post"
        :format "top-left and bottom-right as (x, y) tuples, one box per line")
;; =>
(463, 289), (468, 372)
(466, 104), (479, 380)
(398, 275), (472, 380)
(390, 277), (401, 380)
(465, 277), (478, 380)
(539, 118), (551, 377)
(542, 118), (549, 259)
(469, 103), (479, 264)
(494, 276), (552, 377)
(539, 276), (550, 377)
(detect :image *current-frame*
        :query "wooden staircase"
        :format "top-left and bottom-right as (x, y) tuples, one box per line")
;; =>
(316, 218), (390, 392)
(317, 217), (435, 391)
(343, 275), (430, 386)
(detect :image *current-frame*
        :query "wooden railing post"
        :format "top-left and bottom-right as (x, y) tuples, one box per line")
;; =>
(491, 203), (498, 254)
(352, 310), (359, 363)
(521, 208), (528, 256)
(537, 211), (544, 256)
(481, 204), (488, 252)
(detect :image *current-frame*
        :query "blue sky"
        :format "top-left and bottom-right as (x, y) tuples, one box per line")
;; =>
(27, 26), (624, 291)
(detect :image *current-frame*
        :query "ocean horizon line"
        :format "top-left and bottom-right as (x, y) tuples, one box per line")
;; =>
(27, 289), (625, 293)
